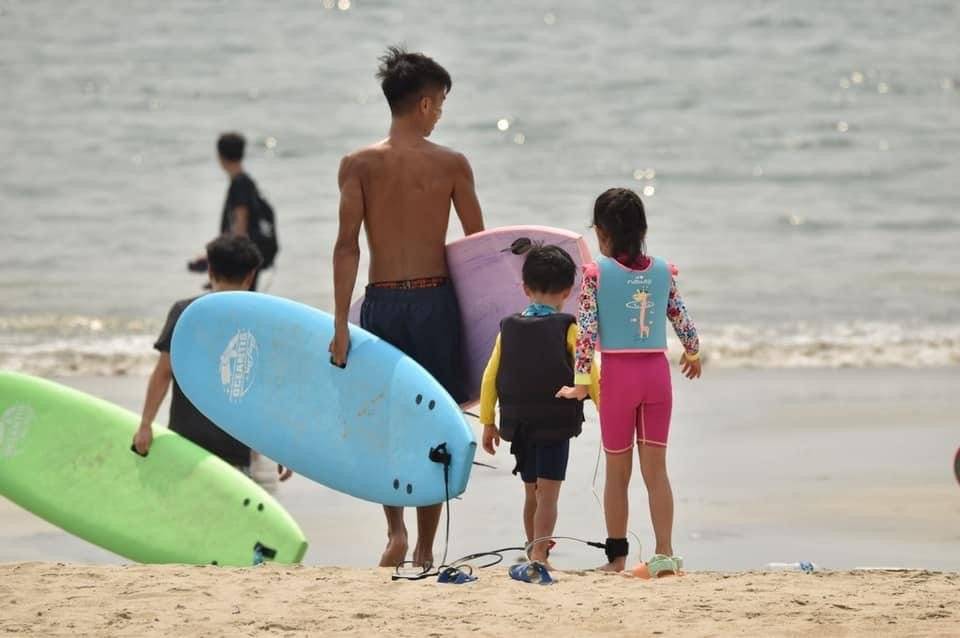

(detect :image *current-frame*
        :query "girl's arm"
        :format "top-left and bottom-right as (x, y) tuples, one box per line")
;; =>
(668, 275), (702, 379)
(574, 264), (600, 385)
(557, 265), (598, 401)
(565, 323), (600, 406)
(667, 276), (699, 356)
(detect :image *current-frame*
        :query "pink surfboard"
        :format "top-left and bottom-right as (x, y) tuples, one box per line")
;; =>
(349, 226), (593, 404)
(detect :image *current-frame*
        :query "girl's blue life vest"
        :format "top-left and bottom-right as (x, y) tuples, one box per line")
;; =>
(596, 255), (671, 352)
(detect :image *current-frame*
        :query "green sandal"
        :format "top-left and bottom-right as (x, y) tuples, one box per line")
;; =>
(646, 554), (681, 578)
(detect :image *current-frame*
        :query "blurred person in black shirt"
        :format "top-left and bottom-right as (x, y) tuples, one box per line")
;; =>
(188, 133), (278, 290)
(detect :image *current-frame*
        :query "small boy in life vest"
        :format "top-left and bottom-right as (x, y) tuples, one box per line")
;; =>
(480, 244), (599, 569)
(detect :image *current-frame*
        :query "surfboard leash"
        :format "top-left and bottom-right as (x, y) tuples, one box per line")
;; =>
(391, 443), (454, 581)
(440, 536), (609, 572)
(389, 442), (614, 582)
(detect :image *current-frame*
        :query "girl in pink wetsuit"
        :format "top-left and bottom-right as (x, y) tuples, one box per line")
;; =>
(557, 187), (701, 575)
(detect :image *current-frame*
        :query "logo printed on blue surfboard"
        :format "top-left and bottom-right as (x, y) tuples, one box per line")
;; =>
(219, 330), (258, 402)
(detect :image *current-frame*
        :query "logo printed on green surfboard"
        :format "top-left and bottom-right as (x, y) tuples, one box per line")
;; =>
(0, 403), (35, 458)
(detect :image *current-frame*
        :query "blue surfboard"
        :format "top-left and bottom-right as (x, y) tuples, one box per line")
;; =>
(169, 292), (476, 507)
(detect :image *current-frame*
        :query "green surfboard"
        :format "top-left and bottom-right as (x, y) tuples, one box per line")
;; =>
(0, 371), (307, 566)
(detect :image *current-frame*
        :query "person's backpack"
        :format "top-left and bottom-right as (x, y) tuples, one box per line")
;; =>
(252, 194), (279, 270)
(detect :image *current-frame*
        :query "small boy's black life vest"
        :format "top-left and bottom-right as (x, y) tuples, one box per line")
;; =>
(495, 313), (584, 444)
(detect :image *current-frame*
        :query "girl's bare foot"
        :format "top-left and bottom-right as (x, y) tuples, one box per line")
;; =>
(597, 558), (626, 572)
(378, 534), (408, 567)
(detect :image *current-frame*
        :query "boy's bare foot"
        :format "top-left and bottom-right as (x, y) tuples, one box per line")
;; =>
(597, 558), (626, 572)
(411, 544), (434, 569)
(378, 534), (409, 567)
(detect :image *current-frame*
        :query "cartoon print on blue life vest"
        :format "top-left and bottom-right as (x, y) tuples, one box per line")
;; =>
(624, 275), (654, 340)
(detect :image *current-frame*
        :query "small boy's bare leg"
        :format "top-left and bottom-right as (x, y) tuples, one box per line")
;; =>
(411, 503), (442, 567)
(529, 478), (561, 563)
(378, 505), (408, 567)
(522, 482), (537, 547)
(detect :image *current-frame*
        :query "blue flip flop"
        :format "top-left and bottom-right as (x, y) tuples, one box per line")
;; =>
(509, 561), (554, 585)
(437, 566), (477, 584)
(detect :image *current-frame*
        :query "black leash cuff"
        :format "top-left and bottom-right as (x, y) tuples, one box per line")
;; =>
(605, 537), (629, 563)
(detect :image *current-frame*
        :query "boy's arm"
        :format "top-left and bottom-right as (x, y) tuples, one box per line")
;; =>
(478, 334), (502, 425)
(566, 324), (600, 406)
(329, 155), (365, 367)
(229, 205), (250, 236)
(451, 153), (484, 236)
(225, 178), (256, 236)
(479, 335), (502, 455)
(133, 353), (173, 455)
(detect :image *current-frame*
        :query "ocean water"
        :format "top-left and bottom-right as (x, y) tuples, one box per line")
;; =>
(2, 0), (959, 374)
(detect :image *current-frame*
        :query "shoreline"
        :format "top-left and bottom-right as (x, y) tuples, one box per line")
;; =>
(0, 563), (957, 636)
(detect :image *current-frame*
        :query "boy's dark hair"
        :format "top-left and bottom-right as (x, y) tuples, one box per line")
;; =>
(217, 132), (246, 162)
(376, 46), (452, 115)
(206, 234), (262, 282)
(521, 244), (577, 294)
(592, 187), (647, 263)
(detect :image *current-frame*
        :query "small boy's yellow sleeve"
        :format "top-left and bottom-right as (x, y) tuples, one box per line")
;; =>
(478, 334), (502, 425)
(566, 324), (600, 407)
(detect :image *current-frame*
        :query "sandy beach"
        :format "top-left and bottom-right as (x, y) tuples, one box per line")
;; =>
(3, 372), (956, 638)
(2, 367), (958, 573)
(1, 563), (957, 637)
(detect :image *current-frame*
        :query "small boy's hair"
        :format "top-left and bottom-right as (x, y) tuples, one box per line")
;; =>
(376, 46), (452, 115)
(521, 244), (576, 294)
(206, 234), (262, 282)
(217, 132), (246, 162)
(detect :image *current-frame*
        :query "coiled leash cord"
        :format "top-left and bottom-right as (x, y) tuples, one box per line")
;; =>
(391, 444), (453, 581)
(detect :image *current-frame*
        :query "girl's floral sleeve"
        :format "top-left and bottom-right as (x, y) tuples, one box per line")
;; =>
(667, 276), (699, 355)
(574, 264), (600, 384)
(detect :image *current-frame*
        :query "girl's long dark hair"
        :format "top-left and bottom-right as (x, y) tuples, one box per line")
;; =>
(592, 187), (647, 264)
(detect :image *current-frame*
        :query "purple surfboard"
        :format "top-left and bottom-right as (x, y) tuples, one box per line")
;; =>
(349, 225), (593, 404)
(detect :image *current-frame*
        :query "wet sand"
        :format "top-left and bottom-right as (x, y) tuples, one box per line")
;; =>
(1, 367), (958, 572)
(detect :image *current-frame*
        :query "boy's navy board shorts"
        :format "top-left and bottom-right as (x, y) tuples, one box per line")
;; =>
(359, 280), (468, 404)
(515, 439), (570, 484)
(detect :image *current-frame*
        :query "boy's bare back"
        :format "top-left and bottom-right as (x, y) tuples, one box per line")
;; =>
(340, 138), (481, 283)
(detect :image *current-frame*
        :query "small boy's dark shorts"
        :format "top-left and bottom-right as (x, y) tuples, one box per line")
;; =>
(516, 439), (570, 484)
